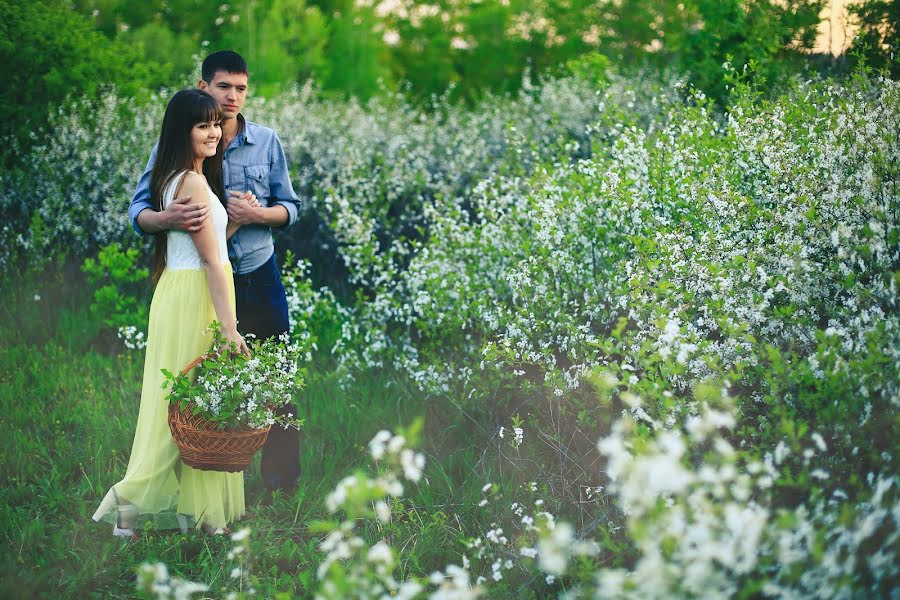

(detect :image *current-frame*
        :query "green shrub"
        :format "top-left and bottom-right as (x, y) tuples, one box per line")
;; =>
(80, 243), (149, 334)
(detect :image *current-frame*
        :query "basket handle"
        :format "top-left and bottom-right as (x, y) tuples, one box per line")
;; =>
(179, 340), (247, 376)
(180, 354), (211, 377)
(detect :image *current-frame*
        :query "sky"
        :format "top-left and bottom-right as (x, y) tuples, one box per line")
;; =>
(815, 0), (856, 55)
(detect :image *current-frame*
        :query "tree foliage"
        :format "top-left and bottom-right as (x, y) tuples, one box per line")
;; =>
(594, 0), (824, 100)
(849, 0), (899, 77)
(60, 0), (834, 104)
(0, 0), (160, 147)
(9, 0), (896, 153)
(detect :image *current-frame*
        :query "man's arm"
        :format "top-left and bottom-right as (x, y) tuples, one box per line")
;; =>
(130, 142), (209, 234)
(226, 194), (289, 227)
(267, 132), (302, 228)
(129, 146), (157, 236)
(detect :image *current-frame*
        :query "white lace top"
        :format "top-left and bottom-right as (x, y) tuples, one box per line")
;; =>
(161, 170), (229, 270)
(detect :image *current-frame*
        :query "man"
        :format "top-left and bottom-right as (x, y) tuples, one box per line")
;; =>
(129, 50), (302, 492)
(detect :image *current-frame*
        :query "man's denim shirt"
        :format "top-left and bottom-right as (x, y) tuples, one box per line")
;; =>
(129, 115), (302, 275)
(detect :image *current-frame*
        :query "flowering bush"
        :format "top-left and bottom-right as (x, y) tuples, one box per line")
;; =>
(5, 63), (899, 597)
(314, 424), (482, 600)
(137, 527), (253, 600)
(0, 92), (165, 265)
(281, 251), (351, 362)
(298, 68), (898, 596)
(549, 381), (900, 599)
(420, 70), (899, 596)
(136, 562), (209, 600)
(162, 323), (305, 430)
(134, 425), (481, 600)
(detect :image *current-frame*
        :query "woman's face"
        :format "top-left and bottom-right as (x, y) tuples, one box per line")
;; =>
(190, 119), (222, 160)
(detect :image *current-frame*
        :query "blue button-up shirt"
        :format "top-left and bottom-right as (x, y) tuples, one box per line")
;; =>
(129, 115), (302, 275)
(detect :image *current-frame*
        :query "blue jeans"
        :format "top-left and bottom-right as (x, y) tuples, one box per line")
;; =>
(234, 253), (299, 489)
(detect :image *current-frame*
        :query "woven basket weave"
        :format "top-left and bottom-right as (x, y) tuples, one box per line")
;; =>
(167, 355), (271, 473)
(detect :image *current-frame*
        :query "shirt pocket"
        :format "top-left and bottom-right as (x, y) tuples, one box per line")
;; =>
(244, 164), (271, 203)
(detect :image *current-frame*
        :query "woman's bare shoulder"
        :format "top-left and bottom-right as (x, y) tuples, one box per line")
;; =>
(176, 171), (209, 201)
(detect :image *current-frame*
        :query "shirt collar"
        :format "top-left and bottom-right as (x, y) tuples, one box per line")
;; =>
(233, 113), (256, 146)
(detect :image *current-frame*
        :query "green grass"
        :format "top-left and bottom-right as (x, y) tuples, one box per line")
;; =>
(0, 261), (554, 598)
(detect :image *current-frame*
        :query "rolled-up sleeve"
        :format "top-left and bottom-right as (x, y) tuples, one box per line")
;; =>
(129, 143), (159, 236)
(268, 133), (302, 228)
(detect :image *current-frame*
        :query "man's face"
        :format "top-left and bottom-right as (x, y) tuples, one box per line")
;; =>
(199, 71), (248, 120)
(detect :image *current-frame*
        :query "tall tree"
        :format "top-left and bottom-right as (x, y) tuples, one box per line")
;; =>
(849, 0), (899, 77)
(598, 0), (824, 100)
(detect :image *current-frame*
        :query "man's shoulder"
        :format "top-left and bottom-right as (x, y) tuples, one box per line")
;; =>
(244, 119), (280, 144)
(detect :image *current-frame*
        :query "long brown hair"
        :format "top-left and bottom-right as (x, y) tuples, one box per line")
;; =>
(149, 89), (226, 284)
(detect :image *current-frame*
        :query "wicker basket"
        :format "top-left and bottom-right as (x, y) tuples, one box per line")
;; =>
(167, 355), (271, 473)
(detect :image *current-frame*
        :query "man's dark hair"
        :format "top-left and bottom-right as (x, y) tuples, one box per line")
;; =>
(201, 51), (248, 83)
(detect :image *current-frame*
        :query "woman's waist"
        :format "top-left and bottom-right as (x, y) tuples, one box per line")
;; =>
(159, 261), (233, 278)
(164, 252), (230, 270)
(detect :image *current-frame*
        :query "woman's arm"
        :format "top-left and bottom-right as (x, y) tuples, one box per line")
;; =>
(181, 173), (249, 355)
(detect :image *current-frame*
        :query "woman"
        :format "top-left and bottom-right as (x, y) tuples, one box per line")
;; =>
(93, 89), (250, 537)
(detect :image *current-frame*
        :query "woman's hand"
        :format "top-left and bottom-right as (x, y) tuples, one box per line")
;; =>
(221, 325), (250, 357)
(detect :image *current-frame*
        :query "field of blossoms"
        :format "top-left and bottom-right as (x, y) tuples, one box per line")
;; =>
(0, 65), (897, 598)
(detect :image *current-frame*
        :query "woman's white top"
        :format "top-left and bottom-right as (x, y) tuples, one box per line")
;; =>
(161, 170), (228, 270)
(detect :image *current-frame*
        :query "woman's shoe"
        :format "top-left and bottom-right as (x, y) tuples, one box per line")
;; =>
(113, 518), (139, 541)
(201, 523), (232, 536)
(113, 524), (138, 540)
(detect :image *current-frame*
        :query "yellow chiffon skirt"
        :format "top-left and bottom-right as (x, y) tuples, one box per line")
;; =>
(93, 264), (245, 530)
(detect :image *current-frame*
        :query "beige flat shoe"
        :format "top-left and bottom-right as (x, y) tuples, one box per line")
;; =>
(201, 523), (232, 536)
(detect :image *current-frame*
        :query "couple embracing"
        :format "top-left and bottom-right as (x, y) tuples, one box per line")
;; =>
(92, 51), (302, 537)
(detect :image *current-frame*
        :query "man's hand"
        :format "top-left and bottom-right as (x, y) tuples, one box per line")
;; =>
(163, 195), (209, 232)
(226, 191), (261, 225)
(136, 195), (210, 234)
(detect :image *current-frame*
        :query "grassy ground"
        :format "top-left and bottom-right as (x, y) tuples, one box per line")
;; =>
(0, 261), (486, 598)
